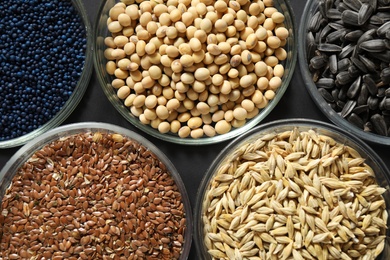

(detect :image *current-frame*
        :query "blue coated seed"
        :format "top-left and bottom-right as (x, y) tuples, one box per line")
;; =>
(0, 0), (86, 141)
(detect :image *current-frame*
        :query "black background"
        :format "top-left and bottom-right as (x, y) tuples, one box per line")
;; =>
(0, 0), (389, 259)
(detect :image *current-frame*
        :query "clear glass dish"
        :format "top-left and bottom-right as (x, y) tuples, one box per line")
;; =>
(194, 118), (390, 259)
(298, 0), (390, 146)
(0, 0), (93, 149)
(0, 122), (192, 259)
(93, 0), (297, 145)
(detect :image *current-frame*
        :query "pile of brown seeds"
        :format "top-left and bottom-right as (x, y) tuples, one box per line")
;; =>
(202, 128), (387, 260)
(0, 132), (187, 259)
(307, 0), (390, 136)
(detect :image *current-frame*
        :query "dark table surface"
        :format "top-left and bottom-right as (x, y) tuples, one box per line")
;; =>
(0, 0), (389, 259)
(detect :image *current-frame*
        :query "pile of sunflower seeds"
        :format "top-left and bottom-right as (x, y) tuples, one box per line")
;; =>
(307, 0), (390, 136)
(202, 128), (388, 260)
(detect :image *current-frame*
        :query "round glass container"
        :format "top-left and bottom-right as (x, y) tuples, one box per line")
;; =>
(194, 118), (390, 259)
(0, 0), (93, 149)
(298, 0), (390, 145)
(0, 122), (192, 259)
(93, 0), (297, 145)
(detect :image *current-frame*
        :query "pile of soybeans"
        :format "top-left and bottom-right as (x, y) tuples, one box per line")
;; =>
(104, 0), (289, 138)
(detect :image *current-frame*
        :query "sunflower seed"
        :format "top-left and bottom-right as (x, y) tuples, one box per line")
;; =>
(328, 22), (345, 31)
(327, 8), (342, 19)
(362, 0), (377, 10)
(363, 74), (378, 95)
(351, 57), (368, 74)
(319, 24), (332, 41)
(358, 55), (377, 72)
(347, 76), (362, 99)
(345, 30), (364, 42)
(364, 121), (374, 131)
(337, 58), (351, 71)
(367, 16), (383, 28)
(382, 98), (390, 110)
(344, 0), (362, 11)
(310, 55), (328, 70)
(360, 39), (387, 52)
(316, 78), (335, 89)
(370, 113), (388, 135)
(357, 28), (377, 47)
(358, 3), (374, 25)
(380, 67), (390, 84)
(368, 96), (379, 110)
(341, 100), (357, 117)
(318, 43), (343, 52)
(347, 113), (365, 128)
(309, 11), (324, 32)
(341, 10), (359, 25)
(377, 21), (390, 36)
(336, 71), (354, 85)
(326, 29), (347, 43)
(327, 54), (337, 74)
(370, 50), (390, 62)
(348, 65), (361, 78)
(357, 85), (369, 107)
(318, 88), (335, 103)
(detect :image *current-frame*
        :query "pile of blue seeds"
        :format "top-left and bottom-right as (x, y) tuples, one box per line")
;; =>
(307, 0), (390, 137)
(0, 0), (86, 141)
